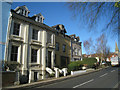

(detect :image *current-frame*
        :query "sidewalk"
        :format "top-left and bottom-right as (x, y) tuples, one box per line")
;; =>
(3, 66), (109, 89)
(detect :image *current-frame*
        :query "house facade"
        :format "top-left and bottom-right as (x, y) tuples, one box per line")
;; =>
(52, 24), (71, 68)
(5, 5), (56, 82)
(70, 34), (82, 61)
(4, 5), (83, 84)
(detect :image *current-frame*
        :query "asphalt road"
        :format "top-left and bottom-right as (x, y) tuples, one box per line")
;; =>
(34, 66), (119, 88)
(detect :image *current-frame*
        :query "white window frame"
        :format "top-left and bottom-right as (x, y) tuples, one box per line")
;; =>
(10, 43), (21, 63)
(32, 29), (39, 40)
(30, 46), (41, 64)
(12, 22), (21, 36)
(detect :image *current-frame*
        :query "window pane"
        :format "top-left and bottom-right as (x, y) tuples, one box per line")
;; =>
(56, 42), (59, 51)
(13, 23), (20, 35)
(63, 44), (66, 52)
(24, 10), (27, 16)
(11, 46), (18, 61)
(47, 33), (51, 43)
(32, 29), (38, 40)
(31, 49), (37, 63)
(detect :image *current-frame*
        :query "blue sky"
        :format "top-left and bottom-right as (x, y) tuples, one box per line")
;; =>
(11, 2), (118, 54)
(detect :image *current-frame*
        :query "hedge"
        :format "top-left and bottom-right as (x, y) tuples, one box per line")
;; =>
(82, 57), (97, 68)
(68, 58), (97, 72)
(68, 61), (83, 72)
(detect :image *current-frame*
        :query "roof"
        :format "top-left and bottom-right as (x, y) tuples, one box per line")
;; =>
(52, 24), (67, 33)
(11, 9), (56, 33)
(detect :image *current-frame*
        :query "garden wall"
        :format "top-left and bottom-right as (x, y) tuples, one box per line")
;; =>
(2, 71), (16, 87)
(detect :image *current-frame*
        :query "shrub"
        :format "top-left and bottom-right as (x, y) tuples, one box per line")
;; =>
(68, 58), (97, 72)
(82, 58), (97, 68)
(68, 61), (83, 72)
(49, 73), (55, 77)
(2, 61), (21, 71)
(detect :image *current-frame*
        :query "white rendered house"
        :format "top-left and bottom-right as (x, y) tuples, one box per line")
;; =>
(5, 5), (56, 83)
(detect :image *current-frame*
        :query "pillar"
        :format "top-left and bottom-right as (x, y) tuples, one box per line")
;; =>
(41, 30), (47, 79)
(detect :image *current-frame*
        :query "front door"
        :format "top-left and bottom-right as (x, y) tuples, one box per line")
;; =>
(34, 72), (37, 82)
(47, 51), (52, 68)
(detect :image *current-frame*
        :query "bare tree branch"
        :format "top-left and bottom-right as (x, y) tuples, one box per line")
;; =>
(67, 2), (119, 34)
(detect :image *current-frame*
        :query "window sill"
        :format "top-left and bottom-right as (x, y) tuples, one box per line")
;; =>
(47, 43), (55, 48)
(10, 35), (23, 42)
(29, 63), (41, 67)
(31, 40), (42, 45)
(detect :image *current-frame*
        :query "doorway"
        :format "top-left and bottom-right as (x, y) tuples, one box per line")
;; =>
(34, 72), (38, 82)
(47, 51), (52, 68)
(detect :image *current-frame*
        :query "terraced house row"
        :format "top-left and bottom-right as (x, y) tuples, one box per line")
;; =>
(4, 5), (82, 83)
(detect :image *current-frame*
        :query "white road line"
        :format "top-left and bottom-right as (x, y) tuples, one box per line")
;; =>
(99, 73), (108, 78)
(73, 79), (94, 88)
(111, 70), (116, 72)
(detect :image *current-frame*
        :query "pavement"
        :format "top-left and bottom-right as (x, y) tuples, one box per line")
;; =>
(37, 66), (119, 88)
(3, 66), (109, 89)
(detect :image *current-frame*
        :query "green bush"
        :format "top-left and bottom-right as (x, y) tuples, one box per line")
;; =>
(49, 73), (55, 77)
(2, 61), (21, 71)
(68, 58), (97, 72)
(68, 61), (83, 72)
(82, 58), (97, 68)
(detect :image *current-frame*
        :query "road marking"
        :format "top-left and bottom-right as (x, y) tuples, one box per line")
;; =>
(111, 70), (116, 72)
(99, 73), (108, 78)
(73, 79), (94, 88)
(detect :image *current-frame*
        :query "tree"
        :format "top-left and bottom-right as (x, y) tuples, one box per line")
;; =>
(83, 33), (110, 64)
(83, 38), (95, 55)
(67, 2), (120, 34)
(95, 34), (110, 63)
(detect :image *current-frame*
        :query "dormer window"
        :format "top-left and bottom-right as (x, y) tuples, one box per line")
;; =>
(21, 9), (24, 15)
(37, 16), (40, 21)
(52, 24), (67, 34)
(14, 5), (30, 17)
(32, 13), (44, 23)
(24, 10), (27, 16)
(40, 17), (43, 22)
(36, 16), (44, 23)
(36, 16), (42, 22)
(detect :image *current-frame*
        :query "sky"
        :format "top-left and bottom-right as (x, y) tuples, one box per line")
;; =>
(11, 2), (118, 54)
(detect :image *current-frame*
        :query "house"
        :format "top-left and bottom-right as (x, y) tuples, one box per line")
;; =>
(106, 42), (119, 62)
(106, 53), (118, 62)
(83, 54), (100, 62)
(4, 5), (83, 84)
(83, 54), (88, 58)
(69, 34), (82, 61)
(52, 24), (71, 68)
(4, 5), (56, 83)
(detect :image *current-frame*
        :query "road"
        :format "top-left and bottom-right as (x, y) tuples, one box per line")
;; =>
(33, 66), (119, 88)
